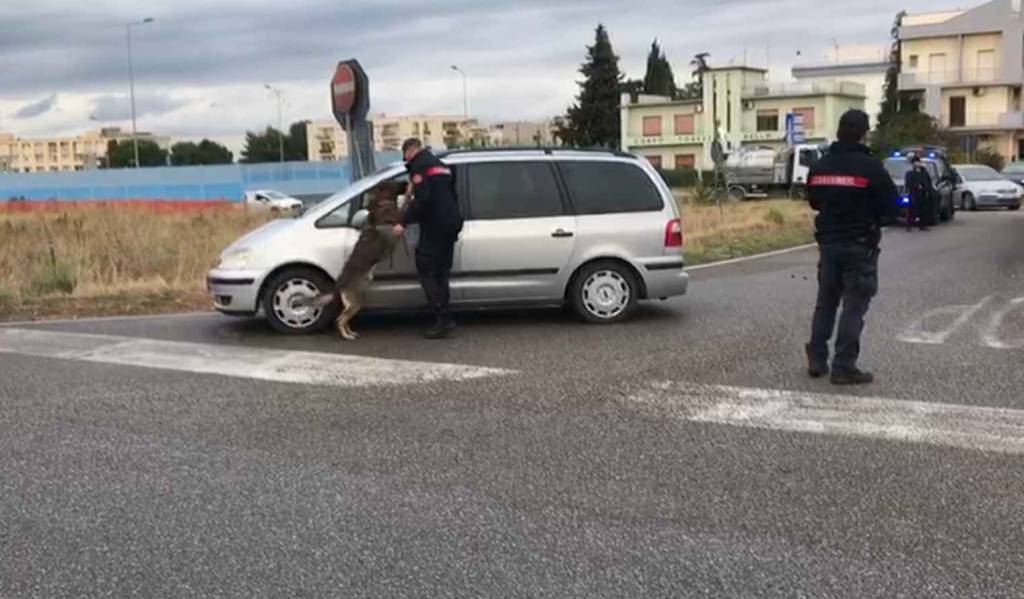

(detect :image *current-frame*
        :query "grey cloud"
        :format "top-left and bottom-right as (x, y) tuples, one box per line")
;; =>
(13, 94), (58, 119)
(90, 93), (190, 121)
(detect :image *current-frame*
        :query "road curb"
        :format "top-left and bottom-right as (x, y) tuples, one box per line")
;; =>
(0, 310), (216, 328)
(686, 243), (817, 271)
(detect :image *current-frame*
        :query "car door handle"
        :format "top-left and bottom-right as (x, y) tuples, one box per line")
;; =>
(551, 229), (574, 238)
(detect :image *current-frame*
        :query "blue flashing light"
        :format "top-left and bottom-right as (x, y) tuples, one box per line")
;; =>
(928, 152), (937, 158)
(900, 196), (911, 205)
(893, 151), (903, 157)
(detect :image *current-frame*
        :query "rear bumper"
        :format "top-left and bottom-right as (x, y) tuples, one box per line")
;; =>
(207, 268), (264, 314)
(642, 263), (689, 299)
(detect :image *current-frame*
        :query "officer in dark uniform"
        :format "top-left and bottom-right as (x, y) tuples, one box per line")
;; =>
(903, 155), (932, 231)
(805, 110), (899, 385)
(393, 138), (464, 339)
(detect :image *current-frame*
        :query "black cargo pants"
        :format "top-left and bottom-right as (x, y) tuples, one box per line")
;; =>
(808, 243), (879, 373)
(415, 234), (457, 320)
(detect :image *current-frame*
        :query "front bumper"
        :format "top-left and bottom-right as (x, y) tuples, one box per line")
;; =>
(206, 268), (264, 314)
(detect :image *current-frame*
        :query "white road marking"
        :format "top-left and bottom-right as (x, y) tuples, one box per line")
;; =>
(896, 296), (992, 345)
(982, 296), (1024, 350)
(686, 243), (817, 271)
(0, 328), (513, 387)
(629, 382), (1024, 455)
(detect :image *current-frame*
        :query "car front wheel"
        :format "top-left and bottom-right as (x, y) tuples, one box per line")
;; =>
(262, 267), (335, 334)
(570, 260), (639, 324)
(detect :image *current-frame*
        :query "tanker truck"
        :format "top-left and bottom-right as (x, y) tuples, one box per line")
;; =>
(723, 143), (826, 200)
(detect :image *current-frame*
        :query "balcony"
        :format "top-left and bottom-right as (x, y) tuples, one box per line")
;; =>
(944, 110), (1024, 129)
(625, 133), (710, 148)
(899, 68), (999, 88)
(742, 81), (865, 98)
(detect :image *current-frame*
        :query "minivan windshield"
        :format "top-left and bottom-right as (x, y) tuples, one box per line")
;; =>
(262, 190), (289, 200)
(301, 163), (407, 219)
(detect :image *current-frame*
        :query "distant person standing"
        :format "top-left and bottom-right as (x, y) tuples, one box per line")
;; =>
(904, 155), (932, 231)
(393, 138), (464, 339)
(805, 110), (898, 385)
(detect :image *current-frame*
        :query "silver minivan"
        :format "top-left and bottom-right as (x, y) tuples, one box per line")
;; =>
(207, 149), (688, 334)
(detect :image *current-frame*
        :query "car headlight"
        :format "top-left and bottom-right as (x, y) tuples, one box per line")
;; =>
(217, 247), (252, 269)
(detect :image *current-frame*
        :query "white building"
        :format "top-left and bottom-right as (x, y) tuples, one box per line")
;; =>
(792, 60), (890, 125)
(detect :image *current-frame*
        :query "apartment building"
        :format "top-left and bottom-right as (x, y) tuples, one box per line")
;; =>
(899, 0), (1024, 159)
(306, 114), (486, 161)
(621, 66), (865, 171)
(487, 121), (558, 146)
(792, 59), (889, 123)
(0, 127), (170, 173)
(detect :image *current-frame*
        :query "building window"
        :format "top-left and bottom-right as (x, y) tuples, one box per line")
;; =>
(645, 155), (663, 169)
(674, 114), (695, 135)
(949, 96), (966, 127)
(675, 154), (696, 170)
(642, 116), (662, 137)
(793, 107), (816, 131)
(756, 109), (779, 132)
(909, 55), (919, 68)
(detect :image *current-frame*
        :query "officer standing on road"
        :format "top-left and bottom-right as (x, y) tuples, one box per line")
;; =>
(393, 138), (464, 339)
(805, 110), (898, 385)
(904, 155), (932, 232)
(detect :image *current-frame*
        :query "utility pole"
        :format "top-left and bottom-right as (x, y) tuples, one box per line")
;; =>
(125, 17), (154, 168)
(451, 65), (468, 119)
(265, 84), (285, 162)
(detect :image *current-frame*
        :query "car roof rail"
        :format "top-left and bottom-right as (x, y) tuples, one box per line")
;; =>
(436, 146), (636, 159)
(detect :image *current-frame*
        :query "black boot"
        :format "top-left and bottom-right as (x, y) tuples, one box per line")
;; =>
(423, 307), (453, 339)
(830, 368), (874, 385)
(805, 343), (829, 379)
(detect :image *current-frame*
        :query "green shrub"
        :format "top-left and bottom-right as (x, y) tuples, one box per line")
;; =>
(764, 208), (786, 226)
(30, 247), (77, 296)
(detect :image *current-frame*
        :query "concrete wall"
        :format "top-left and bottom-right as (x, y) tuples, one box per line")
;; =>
(0, 153), (400, 204)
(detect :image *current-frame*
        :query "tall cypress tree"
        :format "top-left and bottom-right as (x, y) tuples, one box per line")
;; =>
(557, 24), (624, 148)
(643, 39), (677, 97)
(878, 10), (908, 126)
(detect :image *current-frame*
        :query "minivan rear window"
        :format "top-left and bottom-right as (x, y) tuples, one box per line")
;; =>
(465, 161), (564, 220)
(560, 161), (664, 214)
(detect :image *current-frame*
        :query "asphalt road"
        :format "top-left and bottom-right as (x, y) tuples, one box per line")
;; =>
(2, 210), (1023, 598)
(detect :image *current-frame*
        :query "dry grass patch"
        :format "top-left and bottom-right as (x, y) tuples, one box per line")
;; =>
(0, 205), (274, 320)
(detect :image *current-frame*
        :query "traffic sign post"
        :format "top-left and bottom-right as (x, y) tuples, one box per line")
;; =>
(331, 60), (375, 182)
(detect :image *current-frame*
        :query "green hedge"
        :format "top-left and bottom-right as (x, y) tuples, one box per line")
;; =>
(657, 168), (716, 188)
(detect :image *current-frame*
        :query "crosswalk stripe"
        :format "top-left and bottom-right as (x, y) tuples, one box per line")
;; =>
(629, 382), (1024, 455)
(0, 328), (513, 387)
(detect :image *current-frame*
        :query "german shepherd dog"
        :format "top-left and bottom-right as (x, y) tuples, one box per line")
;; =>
(312, 181), (405, 340)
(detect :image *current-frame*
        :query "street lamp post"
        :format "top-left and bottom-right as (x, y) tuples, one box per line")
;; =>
(126, 17), (153, 168)
(264, 84), (285, 163)
(450, 65), (468, 120)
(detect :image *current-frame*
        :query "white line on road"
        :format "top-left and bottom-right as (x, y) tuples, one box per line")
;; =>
(629, 382), (1024, 455)
(0, 328), (514, 387)
(896, 296), (992, 345)
(982, 296), (1024, 350)
(686, 243), (817, 271)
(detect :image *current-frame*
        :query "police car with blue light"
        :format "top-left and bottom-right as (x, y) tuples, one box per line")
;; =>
(882, 146), (958, 224)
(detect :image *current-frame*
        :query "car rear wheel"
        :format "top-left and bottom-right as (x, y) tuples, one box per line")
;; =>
(728, 186), (747, 201)
(570, 260), (639, 324)
(1010, 205), (1021, 211)
(262, 267), (335, 334)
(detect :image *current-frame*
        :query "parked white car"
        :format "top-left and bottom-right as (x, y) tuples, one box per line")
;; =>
(953, 165), (1022, 211)
(244, 189), (304, 213)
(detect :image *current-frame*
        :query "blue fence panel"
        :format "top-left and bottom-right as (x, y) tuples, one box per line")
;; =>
(0, 155), (396, 204)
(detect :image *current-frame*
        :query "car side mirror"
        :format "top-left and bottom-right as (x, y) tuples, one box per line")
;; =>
(350, 208), (369, 229)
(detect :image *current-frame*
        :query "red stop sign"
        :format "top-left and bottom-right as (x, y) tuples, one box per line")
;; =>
(332, 64), (356, 115)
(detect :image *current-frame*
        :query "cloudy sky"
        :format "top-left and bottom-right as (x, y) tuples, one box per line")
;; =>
(1, 0), (965, 151)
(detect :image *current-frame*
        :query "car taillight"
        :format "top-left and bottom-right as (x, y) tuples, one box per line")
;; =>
(664, 218), (683, 247)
